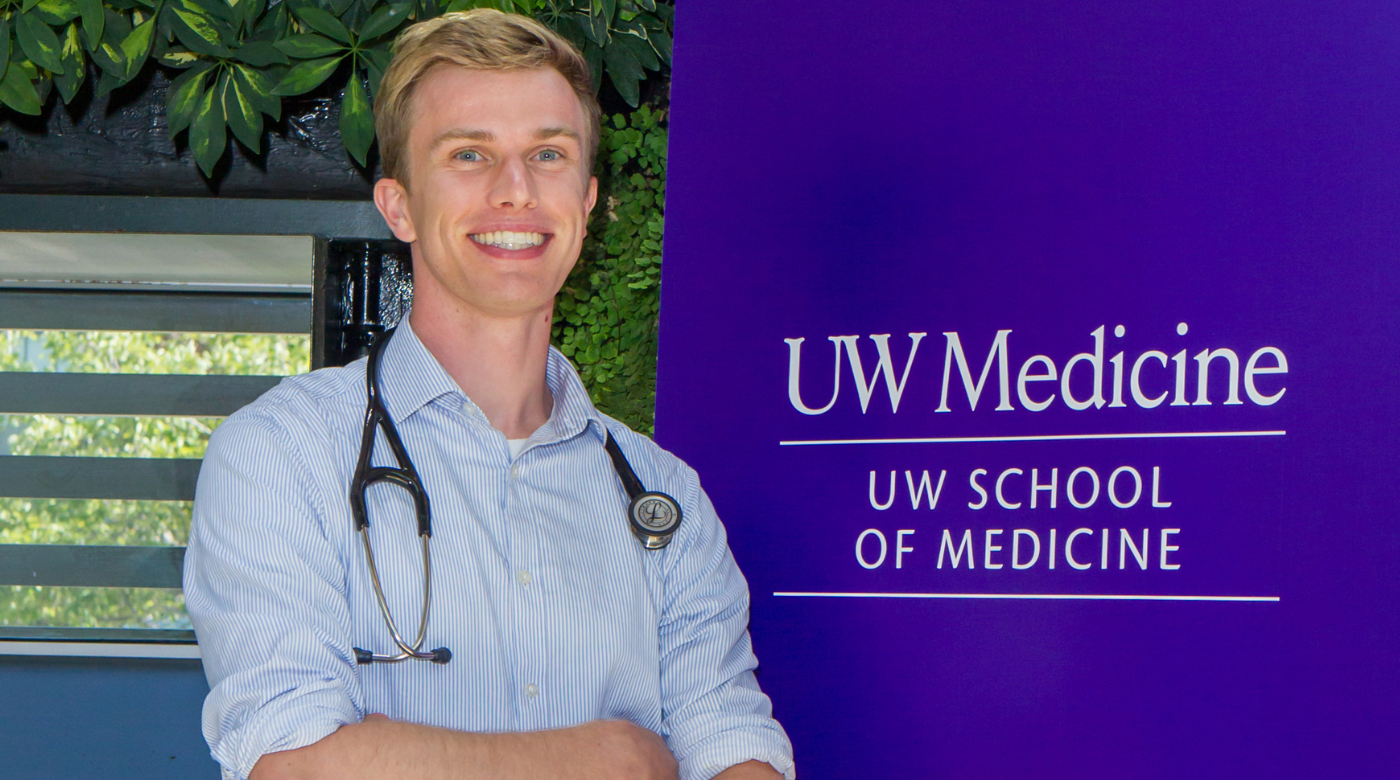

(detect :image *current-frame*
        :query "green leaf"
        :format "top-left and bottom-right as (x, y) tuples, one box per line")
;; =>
(233, 63), (278, 120)
(190, 70), (227, 176)
(99, 6), (130, 44)
(224, 71), (262, 151)
(76, 0), (103, 49)
(360, 45), (390, 74)
(53, 23), (85, 102)
(16, 14), (66, 75)
(184, 0), (235, 26)
(164, 61), (210, 135)
(326, 0), (355, 18)
(292, 7), (351, 45)
(599, 0), (615, 25)
(551, 15), (586, 52)
(233, 40), (289, 65)
(271, 54), (341, 95)
(119, 15), (155, 79)
(633, 0), (655, 11)
(253, 4), (288, 39)
(601, 41), (641, 106)
(236, 0), (266, 32)
(583, 40), (601, 92)
(0, 59), (43, 114)
(617, 33), (657, 72)
(0, 18), (10, 84)
(358, 1), (411, 42)
(339, 68), (372, 166)
(361, 48), (389, 98)
(170, 4), (232, 57)
(159, 46), (204, 67)
(583, 11), (608, 46)
(648, 27), (671, 66)
(32, 0), (81, 25)
(94, 64), (122, 96)
(21, 0), (43, 12)
(274, 33), (343, 58)
(90, 40), (127, 77)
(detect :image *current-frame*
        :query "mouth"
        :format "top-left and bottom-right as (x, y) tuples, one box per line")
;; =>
(469, 230), (549, 251)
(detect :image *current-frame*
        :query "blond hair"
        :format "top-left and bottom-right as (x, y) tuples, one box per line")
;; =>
(374, 9), (601, 185)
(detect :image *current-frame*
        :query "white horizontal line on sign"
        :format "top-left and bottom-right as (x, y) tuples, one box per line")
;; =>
(778, 430), (1287, 446)
(774, 592), (1280, 602)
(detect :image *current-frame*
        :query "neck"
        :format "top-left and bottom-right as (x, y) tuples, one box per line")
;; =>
(408, 289), (555, 440)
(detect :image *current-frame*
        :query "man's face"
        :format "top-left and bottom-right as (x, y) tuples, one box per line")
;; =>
(376, 66), (597, 320)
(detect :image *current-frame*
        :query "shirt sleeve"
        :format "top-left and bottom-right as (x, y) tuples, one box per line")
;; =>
(657, 470), (796, 780)
(183, 407), (363, 780)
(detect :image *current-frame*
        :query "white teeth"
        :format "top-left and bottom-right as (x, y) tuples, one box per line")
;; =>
(469, 231), (546, 250)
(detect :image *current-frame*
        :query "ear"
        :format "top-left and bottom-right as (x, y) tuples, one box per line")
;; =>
(374, 177), (417, 244)
(584, 175), (599, 234)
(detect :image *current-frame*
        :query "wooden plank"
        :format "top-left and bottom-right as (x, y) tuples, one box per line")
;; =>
(0, 456), (201, 501)
(0, 195), (391, 239)
(0, 290), (310, 334)
(0, 544), (184, 588)
(0, 373), (282, 416)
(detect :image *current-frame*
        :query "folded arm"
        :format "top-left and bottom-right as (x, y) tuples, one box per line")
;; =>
(250, 716), (678, 780)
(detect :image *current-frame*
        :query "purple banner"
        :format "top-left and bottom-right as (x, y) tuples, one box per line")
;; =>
(655, 1), (1400, 777)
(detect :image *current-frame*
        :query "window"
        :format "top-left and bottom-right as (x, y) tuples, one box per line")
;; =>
(0, 195), (399, 656)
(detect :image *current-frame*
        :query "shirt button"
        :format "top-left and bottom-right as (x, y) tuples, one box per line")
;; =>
(516, 570), (531, 586)
(510, 464), (520, 480)
(525, 683), (538, 698)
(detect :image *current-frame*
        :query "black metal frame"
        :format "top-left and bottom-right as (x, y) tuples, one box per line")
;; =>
(0, 195), (410, 649)
(313, 239), (413, 368)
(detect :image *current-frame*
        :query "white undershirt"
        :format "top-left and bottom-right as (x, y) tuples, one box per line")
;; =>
(507, 438), (528, 459)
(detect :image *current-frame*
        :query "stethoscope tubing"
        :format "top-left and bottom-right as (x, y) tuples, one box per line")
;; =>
(350, 328), (678, 667)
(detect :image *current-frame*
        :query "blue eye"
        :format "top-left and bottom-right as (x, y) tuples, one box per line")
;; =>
(539, 150), (560, 162)
(456, 150), (481, 162)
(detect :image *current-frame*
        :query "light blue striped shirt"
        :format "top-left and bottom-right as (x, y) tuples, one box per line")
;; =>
(184, 319), (794, 780)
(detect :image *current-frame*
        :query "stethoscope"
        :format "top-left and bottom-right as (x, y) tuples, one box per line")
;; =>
(349, 328), (683, 666)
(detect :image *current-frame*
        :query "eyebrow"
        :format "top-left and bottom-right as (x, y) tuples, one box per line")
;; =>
(535, 126), (582, 144)
(429, 126), (583, 150)
(430, 128), (494, 149)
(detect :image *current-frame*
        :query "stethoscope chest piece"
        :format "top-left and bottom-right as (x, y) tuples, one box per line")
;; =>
(629, 491), (683, 549)
(604, 430), (683, 550)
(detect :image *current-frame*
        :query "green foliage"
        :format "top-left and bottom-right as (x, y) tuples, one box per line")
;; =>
(0, 0), (673, 174)
(554, 102), (665, 434)
(0, 330), (309, 628)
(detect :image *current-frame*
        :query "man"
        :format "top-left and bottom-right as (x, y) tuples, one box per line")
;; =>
(183, 9), (793, 780)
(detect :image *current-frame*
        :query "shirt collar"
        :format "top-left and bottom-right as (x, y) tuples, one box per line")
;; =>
(540, 343), (608, 444)
(376, 316), (607, 443)
(376, 316), (463, 424)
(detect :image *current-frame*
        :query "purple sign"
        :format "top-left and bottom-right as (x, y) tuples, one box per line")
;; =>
(654, 1), (1400, 776)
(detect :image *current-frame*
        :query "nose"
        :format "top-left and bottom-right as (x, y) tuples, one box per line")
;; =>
(488, 155), (538, 210)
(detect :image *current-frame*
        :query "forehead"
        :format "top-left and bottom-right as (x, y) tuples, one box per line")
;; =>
(407, 65), (587, 144)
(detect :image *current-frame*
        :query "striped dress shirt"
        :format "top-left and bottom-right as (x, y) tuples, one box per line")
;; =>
(184, 319), (794, 780)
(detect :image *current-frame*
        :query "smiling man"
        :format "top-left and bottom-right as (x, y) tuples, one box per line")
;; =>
(182, 9), (793, 780)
